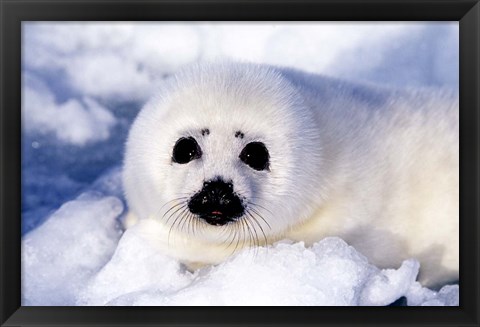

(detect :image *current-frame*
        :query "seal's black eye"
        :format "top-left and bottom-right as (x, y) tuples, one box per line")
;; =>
(239, 142), (270, 171)
(172, 137), (202, 164)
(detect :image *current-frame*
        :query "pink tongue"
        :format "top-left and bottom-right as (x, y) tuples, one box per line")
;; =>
(212, 211), (222, 215)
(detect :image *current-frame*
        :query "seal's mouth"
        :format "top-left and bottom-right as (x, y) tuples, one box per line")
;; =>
(200, 210), (236, 226)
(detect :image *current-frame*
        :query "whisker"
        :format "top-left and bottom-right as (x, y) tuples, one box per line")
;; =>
(242, 216), (254, 256)
(235, 219), (246, 255)
(248, 206), (272, 230)
(244, 215), (260, 259)
(251, 217), (261, 254)
(246, 215), (259, 248)
(247, 201), (274, 215)
(192, 213), (199, 237)
(162, 202), (186, 221)
(168, 206), (188, 244)
(187, 212), (196, 236)
(165, 204), (187, 225)
(187, 212), (195, 236)
(225, 222), (237, 250)
(228, 223), (239, 256)
(247, 211), (268, 247)
(158, 197), (189, 213)
(151, 197), (188, 222)
(167, 211), (180, 245)
(179, 208), (194, 235)
(250, 212), (269, 261)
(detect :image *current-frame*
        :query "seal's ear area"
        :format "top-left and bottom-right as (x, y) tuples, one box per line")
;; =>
(172, 137), (202, 164)
(239, 142), (270, 171)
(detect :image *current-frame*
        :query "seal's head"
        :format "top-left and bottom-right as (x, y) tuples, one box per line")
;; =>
(123, 62), (324, 258)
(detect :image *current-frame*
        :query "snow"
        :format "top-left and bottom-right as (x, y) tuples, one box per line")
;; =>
(21, 22), (459, 306)
(22, 22), (458, 104)
(22, 193), (458, 306)
(22, 193), (123, 305)
(22, 73), (116, 146)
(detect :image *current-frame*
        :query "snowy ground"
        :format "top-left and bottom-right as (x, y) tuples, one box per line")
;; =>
(21, 22), (459, 306)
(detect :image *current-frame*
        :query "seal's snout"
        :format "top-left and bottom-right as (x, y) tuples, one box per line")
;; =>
(188, 178), (244, 226)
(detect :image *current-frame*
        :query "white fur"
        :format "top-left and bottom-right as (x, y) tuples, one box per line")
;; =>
(123, 62), (458, 288)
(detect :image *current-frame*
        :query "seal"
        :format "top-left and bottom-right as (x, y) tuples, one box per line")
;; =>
(123, 62), (458, 288)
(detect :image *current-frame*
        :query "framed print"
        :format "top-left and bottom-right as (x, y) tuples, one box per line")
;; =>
(1, 0), (479, 326)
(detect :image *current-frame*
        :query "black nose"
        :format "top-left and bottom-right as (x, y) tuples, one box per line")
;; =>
(188, 179), (244, 226)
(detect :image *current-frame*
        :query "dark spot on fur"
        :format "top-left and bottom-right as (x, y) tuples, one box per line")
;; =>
(235, 131), (244, 139)
(201, 129), (210, 136)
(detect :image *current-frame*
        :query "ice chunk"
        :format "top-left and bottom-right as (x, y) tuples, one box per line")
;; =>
(77, 223), (192, 306)
(406, 282), (459, 306)
(359, 259), (420, 306)
(22, 207), (459, 306)
(22, 194), (124, 305)
(77, 224), (456, 306)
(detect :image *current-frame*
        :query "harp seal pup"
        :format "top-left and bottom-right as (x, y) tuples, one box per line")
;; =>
(123, 62), (458, 288)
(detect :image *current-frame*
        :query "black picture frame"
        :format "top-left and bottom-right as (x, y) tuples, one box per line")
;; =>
(1, 0), (479, 326)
